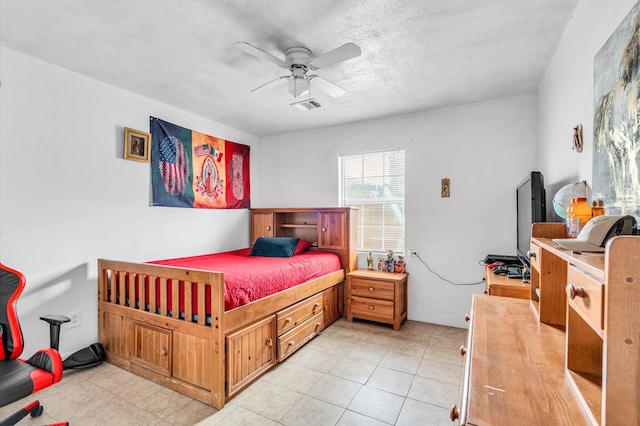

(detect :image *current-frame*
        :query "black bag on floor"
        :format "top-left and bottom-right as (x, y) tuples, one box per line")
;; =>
(63, 342), (105, 369)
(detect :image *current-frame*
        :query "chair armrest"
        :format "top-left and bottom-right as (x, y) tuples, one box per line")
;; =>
(39, 315), (71, 326)
(39, 315), (70, 351)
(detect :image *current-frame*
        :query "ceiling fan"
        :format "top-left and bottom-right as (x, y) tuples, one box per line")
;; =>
(235, 41), (362, 100)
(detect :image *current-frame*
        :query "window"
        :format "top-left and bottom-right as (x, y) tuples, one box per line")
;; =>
(339, 149), (405, 253)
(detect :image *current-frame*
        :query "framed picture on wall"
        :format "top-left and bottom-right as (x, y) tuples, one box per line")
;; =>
(124, 127), (151, 162)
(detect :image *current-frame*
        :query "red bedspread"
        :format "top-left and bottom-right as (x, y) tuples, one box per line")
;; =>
(149, 248), (342, 311)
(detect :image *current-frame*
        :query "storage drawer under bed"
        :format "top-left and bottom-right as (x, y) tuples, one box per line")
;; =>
(277, 311), (324, 361)
(276, 293), (323, 336)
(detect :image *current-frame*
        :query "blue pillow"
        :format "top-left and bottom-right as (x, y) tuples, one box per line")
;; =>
(250, 237), (300, 257)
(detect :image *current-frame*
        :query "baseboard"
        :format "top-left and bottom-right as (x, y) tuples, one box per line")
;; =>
(408, 309), (469, 329)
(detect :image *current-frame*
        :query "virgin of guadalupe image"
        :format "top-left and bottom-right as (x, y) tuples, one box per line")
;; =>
(202, 157), (217, 198)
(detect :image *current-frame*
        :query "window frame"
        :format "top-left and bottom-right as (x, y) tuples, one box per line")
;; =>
(338, 149), (406, 254)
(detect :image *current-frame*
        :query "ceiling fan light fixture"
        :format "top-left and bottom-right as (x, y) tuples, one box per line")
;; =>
(290, 98), (322, 110)
(236, 41), (361, 101)
(288, 76), (309, 98)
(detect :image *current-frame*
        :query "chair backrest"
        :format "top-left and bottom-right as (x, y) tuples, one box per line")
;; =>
(0, 263), (25, 361)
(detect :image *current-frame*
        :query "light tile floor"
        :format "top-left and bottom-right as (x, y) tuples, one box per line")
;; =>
(0, 318), (467, 426)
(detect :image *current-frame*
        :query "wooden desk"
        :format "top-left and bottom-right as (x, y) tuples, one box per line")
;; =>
(452, 295), (591, 425)
(484, 266), (529, 299)
(454, 226), (640, 425)
(529, 232), (639, 425)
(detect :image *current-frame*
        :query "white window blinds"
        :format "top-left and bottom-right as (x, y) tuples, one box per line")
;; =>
(339, 149), (405, 253)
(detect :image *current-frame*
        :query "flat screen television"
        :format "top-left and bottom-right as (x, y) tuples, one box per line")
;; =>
(516, 171), (547, 266)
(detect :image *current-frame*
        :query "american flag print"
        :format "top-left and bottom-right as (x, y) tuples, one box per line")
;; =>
(150, 117), (249, 208)
(193, 144), (210, 157)
(158, 135), (190, 194)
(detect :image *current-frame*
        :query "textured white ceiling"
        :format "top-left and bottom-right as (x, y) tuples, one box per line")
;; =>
(1, 0), (578, 137)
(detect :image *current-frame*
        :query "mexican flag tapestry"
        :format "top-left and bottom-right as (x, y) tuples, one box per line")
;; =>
(150, 117), (250, 209)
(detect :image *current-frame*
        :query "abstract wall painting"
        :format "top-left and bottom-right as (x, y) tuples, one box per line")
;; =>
(150, 117), (250, 209)
(593, 2), (640, 218)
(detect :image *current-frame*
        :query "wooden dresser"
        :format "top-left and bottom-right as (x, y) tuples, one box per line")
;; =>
(452, 228), (640, 425)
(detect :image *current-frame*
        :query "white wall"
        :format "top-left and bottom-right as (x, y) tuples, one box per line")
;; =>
(0, 47), (260, 357)
(538, 0), (637, 208)
(5, 0), (628, 352)
(256, 94), (538, 327)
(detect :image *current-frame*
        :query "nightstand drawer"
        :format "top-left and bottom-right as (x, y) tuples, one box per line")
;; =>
(350, 278), (395, 301)
(567, 265), (604, 331)
(350, 296), (394, 320)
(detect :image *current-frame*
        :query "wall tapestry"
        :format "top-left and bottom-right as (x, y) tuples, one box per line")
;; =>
(593, 2), (640, 218)
(150, 117), (250, 209)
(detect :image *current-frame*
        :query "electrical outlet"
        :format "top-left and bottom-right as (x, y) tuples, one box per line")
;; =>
(67, 310), (80, 328)
(408, 249), (419, 257)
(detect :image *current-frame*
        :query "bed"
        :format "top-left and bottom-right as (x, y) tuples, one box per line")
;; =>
(98, 207), (357, 409)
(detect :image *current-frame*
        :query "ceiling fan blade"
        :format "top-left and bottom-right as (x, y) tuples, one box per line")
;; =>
(251, 75), (289, 93)
(235, 42), (288, 68)
(309, 76), (346, 97)
(308, 43), (362, 70)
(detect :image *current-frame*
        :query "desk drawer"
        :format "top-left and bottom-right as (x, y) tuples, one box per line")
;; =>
(350, 278), (394, 301)
(529, 242), (541, 272)
(277, 294), (323, 336)
(350, 296), (394, 320)
(567, 265), (604, 331)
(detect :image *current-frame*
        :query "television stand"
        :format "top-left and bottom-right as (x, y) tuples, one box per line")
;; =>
(484, 265), (529, 299)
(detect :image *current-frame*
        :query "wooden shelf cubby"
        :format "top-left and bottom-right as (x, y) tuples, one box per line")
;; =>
(250, 207), (358, 273)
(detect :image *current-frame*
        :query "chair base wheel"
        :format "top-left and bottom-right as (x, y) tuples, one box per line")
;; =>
(30, 404), (44, 418)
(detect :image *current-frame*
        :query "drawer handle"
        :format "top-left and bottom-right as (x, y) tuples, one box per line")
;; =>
(465, 314), (471, 322)
(161, 347), (168, 357)
(266, 338), (272, 347)
(266, 225), (271, 231)
(368, 305), (375, 310)
(288, 341), (294, 347)
(322, 226), (327, 232)
(459, 345), (467, 356)
(450, 404), (460, 421)
(528, 250), (536, 259)
(312, 303), (320, 312)
(315, 322), (321, 330)
(567, 283), (586, 300)
(368, 286), (375, 292)
(284, 317), (291, 324)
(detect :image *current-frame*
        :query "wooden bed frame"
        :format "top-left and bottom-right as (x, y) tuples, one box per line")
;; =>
(98, 207), (357, 410)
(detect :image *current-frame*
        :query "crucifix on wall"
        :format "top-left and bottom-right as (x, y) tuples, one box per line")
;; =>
(441, 178), (450, 198)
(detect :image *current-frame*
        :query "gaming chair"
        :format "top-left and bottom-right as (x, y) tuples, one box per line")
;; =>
(0, 263), (69, 426)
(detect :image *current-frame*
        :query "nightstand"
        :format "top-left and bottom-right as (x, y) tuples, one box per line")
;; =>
(345, 270), (408, 330)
